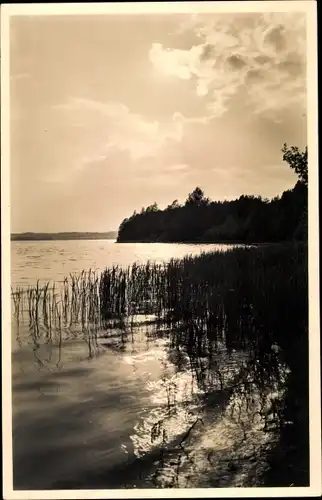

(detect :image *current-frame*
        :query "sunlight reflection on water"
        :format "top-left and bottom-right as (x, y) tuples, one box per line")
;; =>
(12, 310), (287, 489)
(11, 241), (286, 489)
(11, 240), (242, 287)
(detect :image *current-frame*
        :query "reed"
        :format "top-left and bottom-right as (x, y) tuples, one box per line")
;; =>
(11, 244), (307, 358)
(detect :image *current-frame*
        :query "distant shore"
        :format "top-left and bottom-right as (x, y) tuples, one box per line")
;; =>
(11, 232), (117, 241)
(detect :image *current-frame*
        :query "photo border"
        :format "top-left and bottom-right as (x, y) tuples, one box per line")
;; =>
(1, 2), (320, 498)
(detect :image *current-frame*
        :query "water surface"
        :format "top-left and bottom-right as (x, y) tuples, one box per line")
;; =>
(11, 240), (239, 288)
(11, 240), (282, 489)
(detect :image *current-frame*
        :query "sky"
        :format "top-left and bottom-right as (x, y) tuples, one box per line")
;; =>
(10, 10), (307, 232)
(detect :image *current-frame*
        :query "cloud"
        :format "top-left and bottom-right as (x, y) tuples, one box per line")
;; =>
(149, 12), (306, 120)
(149, 42), (204, 80)
(53, 98), (184, 162)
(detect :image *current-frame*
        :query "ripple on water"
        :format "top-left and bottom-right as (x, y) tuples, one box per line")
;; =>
(11, 312), (286, 489)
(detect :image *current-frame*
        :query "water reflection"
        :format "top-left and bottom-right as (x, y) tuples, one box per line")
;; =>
(11, 240), (241, 288)
(12, 306), (288, 489)
(10, 242), (309, 489)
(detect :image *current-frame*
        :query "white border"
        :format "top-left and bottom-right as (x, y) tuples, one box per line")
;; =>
(1, 2), (320, 499)
(0, 1), (319, 15)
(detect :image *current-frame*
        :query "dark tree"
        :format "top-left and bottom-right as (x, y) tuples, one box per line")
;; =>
(146, 202), (159, 213)
(282, 143), (308, 186)
(185, 187), (207, 206)
(166, 199), (180, 210)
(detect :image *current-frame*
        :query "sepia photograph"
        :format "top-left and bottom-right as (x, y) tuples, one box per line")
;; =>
(1, 1), (321, 498)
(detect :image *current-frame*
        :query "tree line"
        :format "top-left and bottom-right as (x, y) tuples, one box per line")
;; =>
(117, 144), (308, 244)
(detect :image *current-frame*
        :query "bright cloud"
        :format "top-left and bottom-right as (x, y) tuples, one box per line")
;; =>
(149, 42), (204, 80)
(54, 98), (184, 162)
(149, 12), (306, 120)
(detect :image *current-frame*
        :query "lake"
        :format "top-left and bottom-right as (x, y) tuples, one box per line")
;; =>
(11, 240), (240, 288)
(11, 240), (284, 489)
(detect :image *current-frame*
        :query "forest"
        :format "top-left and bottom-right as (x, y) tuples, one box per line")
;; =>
(117, 144), (308, 244)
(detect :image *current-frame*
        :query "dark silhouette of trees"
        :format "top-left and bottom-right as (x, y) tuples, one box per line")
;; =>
(185, 187), (210, 206)
(282, 143), (308, 187)
(146, 202), (159, 213)
(166, 199), (181, 211)
(117, 145), (308, 244)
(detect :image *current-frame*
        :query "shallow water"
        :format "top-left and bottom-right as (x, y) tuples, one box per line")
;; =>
(12, 314), (287, 489)
(11, 240), (240, 288)
(11, 241), (285, 489)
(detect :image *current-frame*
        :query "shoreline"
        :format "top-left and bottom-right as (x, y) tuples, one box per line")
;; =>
(116, 239), (304, 246)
